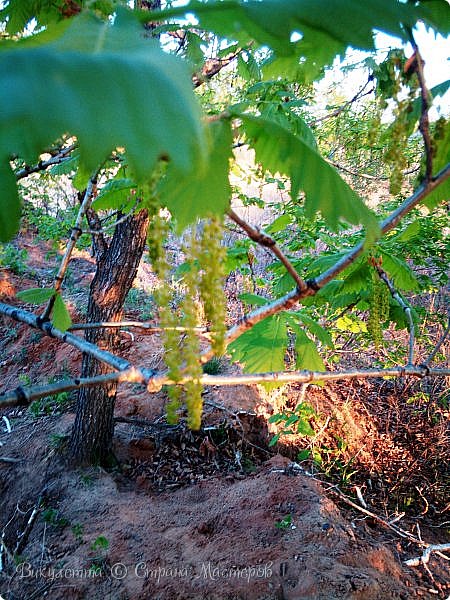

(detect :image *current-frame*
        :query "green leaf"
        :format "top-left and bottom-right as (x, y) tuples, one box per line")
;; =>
(92, 179), (136, 211)
(229, 314), (289, 373)
(0, 10), (204, 239)
(152, 0), (421, 77)
(395, 220), (420, 242)
(49, 154), (79, 176)
(0, 160), (21, 242)
(380, 250), (419, 292)
(265, 213), (292, 234)
(185, 31), (205, 68)
(237, 51), (261, 81)
(335, 315), (367, 333)
(340, 263), (371, 294)
(268, 432), (281, 447)
(296, 419), (315, 437)
(239, 293), (269, 307)
(389, 300), (418, 331)
(52, 292), (72, 332)
(16, 287), (55, 304)
(289, 312), (334, 348)
(297, 448), (311, 461)
(159, 119), (232, 229)
(419, 0), (450, 35)
(423, 119), (450, 210)
(289, 325), (326, 372)
(237, 113), (379, 237)
(172, 0), (417, 51)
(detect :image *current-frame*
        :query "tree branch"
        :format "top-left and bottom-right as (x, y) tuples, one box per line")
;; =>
(311, 78), (374, 126)
(193, 51), (240, 88)
(15, 145), (76, 180)
(327, 159), (419, 181)
(0, 302), (135, 373)
(40, 175), (98, 321)
(375, 265), (415, 366)
(1, 364), (449, 408)
(422, 313), (450, 367)
(406, 37), (433, 180)
(227, 208), (308, 292)
(405, 544), (450, 567)
(218, 166), (450, 355)
(69, 321), (212, 339)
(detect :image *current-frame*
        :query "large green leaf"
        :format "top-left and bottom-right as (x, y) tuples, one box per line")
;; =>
(423, 120), (450, 210)
(150, 0), (422, 82)
(229, 313), (289, 373)
(92, 178), (136, 211)
(0, 159), (20, 241)
(153, 0), (419, 53)
(237, 113), (379, 237)
(294, 330), (326, 373)
(380, 250), (419, 292)
(16, 287), (55, 304)
(0, 9), (204, 240)
(159, 119), (232, 229)
(418, 0), (450, 36)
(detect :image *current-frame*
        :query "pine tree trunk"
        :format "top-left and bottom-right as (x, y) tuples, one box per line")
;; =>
(68, 210), (149, 465)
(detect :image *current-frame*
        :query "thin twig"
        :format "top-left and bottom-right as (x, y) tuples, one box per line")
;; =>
(69, 321), (211, 338)
(375, 265), (415, 365)
(82, 199), (140, 235)
(407, 36), (433, 180)
(15, 505), (40, 555)
(1, 363), (449, 407)
(15, 145), (76, 180)
(327, 159), (420, 181)
(40, 174), (98, 321)
(311, 78), (374, 125)
(423, 314), (450, 367)
(227, 208), (308, 292)
(405, 544), (450, 567)
(0, 301), (139, 373)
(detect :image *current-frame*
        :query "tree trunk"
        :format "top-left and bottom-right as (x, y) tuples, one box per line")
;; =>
(67, 0), (161, 466)
(68, 210), (149, 465)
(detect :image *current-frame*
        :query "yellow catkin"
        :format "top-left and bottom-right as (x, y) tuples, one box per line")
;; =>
(198, 216), (227, 356)
(367, 267), (390, 349)
(147, 209), (183, 423)
(147, 211), (227, 429)
(181, 229), (203, 429)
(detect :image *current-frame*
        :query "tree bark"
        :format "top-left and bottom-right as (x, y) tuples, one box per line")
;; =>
(67, 210), (149, 465)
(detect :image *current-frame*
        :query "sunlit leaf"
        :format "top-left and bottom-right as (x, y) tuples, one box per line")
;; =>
(16, 287), (55, 304)
(53, 292), (72, 332)
(423, 120), (450, 210)
(229, 314), (289, 373)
